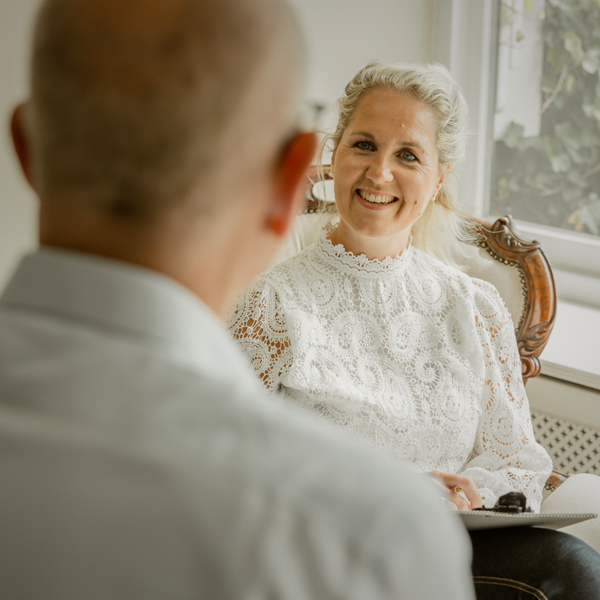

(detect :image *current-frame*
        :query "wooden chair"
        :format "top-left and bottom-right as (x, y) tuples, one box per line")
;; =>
(274, 164), (569, 494)
(465, 216), (556, 383)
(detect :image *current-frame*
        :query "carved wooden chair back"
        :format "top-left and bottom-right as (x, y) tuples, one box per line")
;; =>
(464, 215), (556, 384)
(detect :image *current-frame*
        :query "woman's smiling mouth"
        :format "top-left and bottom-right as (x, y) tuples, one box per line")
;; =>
(357, 189), (398, 205)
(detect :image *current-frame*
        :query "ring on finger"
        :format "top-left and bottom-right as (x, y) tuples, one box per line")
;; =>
(453, 486), (464, 494)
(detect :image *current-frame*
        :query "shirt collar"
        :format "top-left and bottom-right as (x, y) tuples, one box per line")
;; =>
(0, 247), (246, 374)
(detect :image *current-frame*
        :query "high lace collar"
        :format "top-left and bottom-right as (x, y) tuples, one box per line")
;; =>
(314, 228), (415, 277)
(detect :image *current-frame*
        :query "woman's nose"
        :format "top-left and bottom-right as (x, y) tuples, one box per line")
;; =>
(366, 159), (394, 184)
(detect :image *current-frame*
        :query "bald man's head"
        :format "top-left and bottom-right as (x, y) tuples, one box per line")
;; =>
(28, 0), (304, 218)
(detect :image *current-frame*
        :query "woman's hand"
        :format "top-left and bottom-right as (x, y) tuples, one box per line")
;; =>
(430, 471), (482, 511)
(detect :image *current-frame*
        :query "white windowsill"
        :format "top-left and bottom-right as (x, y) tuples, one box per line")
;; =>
(541, 300), (600, 392)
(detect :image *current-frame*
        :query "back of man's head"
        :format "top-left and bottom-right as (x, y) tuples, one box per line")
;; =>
(27, 0), (304, 218)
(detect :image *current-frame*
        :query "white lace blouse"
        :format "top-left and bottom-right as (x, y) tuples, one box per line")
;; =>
(228, 233), (553, 511)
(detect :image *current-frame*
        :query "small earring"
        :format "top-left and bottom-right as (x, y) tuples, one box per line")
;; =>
(432, 192), (438, 202)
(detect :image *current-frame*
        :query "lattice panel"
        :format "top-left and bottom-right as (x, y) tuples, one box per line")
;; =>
(532, 411), (600, 476)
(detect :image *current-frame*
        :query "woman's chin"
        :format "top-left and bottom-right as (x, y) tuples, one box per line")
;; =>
(343, 213), (405, 240)
(345, 221), (408, 244)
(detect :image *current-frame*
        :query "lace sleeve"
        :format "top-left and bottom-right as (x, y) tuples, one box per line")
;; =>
(458, 279), (553, 512)
(227, 280), (294, 393)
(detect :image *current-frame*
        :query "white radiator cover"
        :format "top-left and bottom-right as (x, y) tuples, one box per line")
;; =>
(532, 411), (600, 476)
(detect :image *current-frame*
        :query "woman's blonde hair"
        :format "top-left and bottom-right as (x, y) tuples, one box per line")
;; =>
(319, 61), (479, 269)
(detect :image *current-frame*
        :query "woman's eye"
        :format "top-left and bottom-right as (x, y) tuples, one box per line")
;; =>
(354, 141), (374, 151)
(399, 150), (417, 161)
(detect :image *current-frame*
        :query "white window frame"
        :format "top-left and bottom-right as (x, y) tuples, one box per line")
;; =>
(432, 0), (600, 308)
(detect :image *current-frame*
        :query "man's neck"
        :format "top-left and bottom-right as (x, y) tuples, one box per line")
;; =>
(39, 201), (260, 321)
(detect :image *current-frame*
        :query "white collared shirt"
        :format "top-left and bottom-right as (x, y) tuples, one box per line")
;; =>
(0, 248), (474, 600)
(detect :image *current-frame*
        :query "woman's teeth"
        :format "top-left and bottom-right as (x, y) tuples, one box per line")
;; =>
(358, 190), (397, 204)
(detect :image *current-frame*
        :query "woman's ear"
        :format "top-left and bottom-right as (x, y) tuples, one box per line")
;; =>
(437, 163), (450, 190)
(11, 102), (36, 190)
(266, 131), (317, 237)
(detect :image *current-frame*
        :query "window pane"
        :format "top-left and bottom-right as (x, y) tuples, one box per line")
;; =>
(490, 0), (600, 238)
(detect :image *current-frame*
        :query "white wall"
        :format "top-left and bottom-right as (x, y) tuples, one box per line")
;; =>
(288, 0), (433, 133)
(0, 0), (40, 290)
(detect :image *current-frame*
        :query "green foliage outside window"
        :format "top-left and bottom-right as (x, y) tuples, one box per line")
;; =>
(491, 0), (600, 236)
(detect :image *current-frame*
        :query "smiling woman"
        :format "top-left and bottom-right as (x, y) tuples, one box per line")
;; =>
(329, 87), (445, 259)
(321, 62), (480, 271)
(232, 63), (552, 512)
(228, 61), (600, 599)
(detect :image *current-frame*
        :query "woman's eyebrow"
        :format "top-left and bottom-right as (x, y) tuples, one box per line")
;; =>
(348, 131), (376, 140)
(348, 130), (425, 152)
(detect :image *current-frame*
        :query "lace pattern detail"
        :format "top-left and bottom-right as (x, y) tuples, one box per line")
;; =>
(228, 236), (552, 510)
(319, 233), (414, 277)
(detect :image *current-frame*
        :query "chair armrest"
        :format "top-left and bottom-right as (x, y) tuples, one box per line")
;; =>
(545, 469), (571, 493)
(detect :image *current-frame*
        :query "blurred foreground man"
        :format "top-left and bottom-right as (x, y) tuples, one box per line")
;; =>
(0, 0), (474, 598)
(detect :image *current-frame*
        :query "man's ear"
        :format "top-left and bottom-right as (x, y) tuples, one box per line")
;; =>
(266, 131), (317, 237)
(11, 102), (36, 190)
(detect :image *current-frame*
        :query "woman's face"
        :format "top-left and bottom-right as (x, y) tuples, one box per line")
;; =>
(331, 87), (445, 246)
